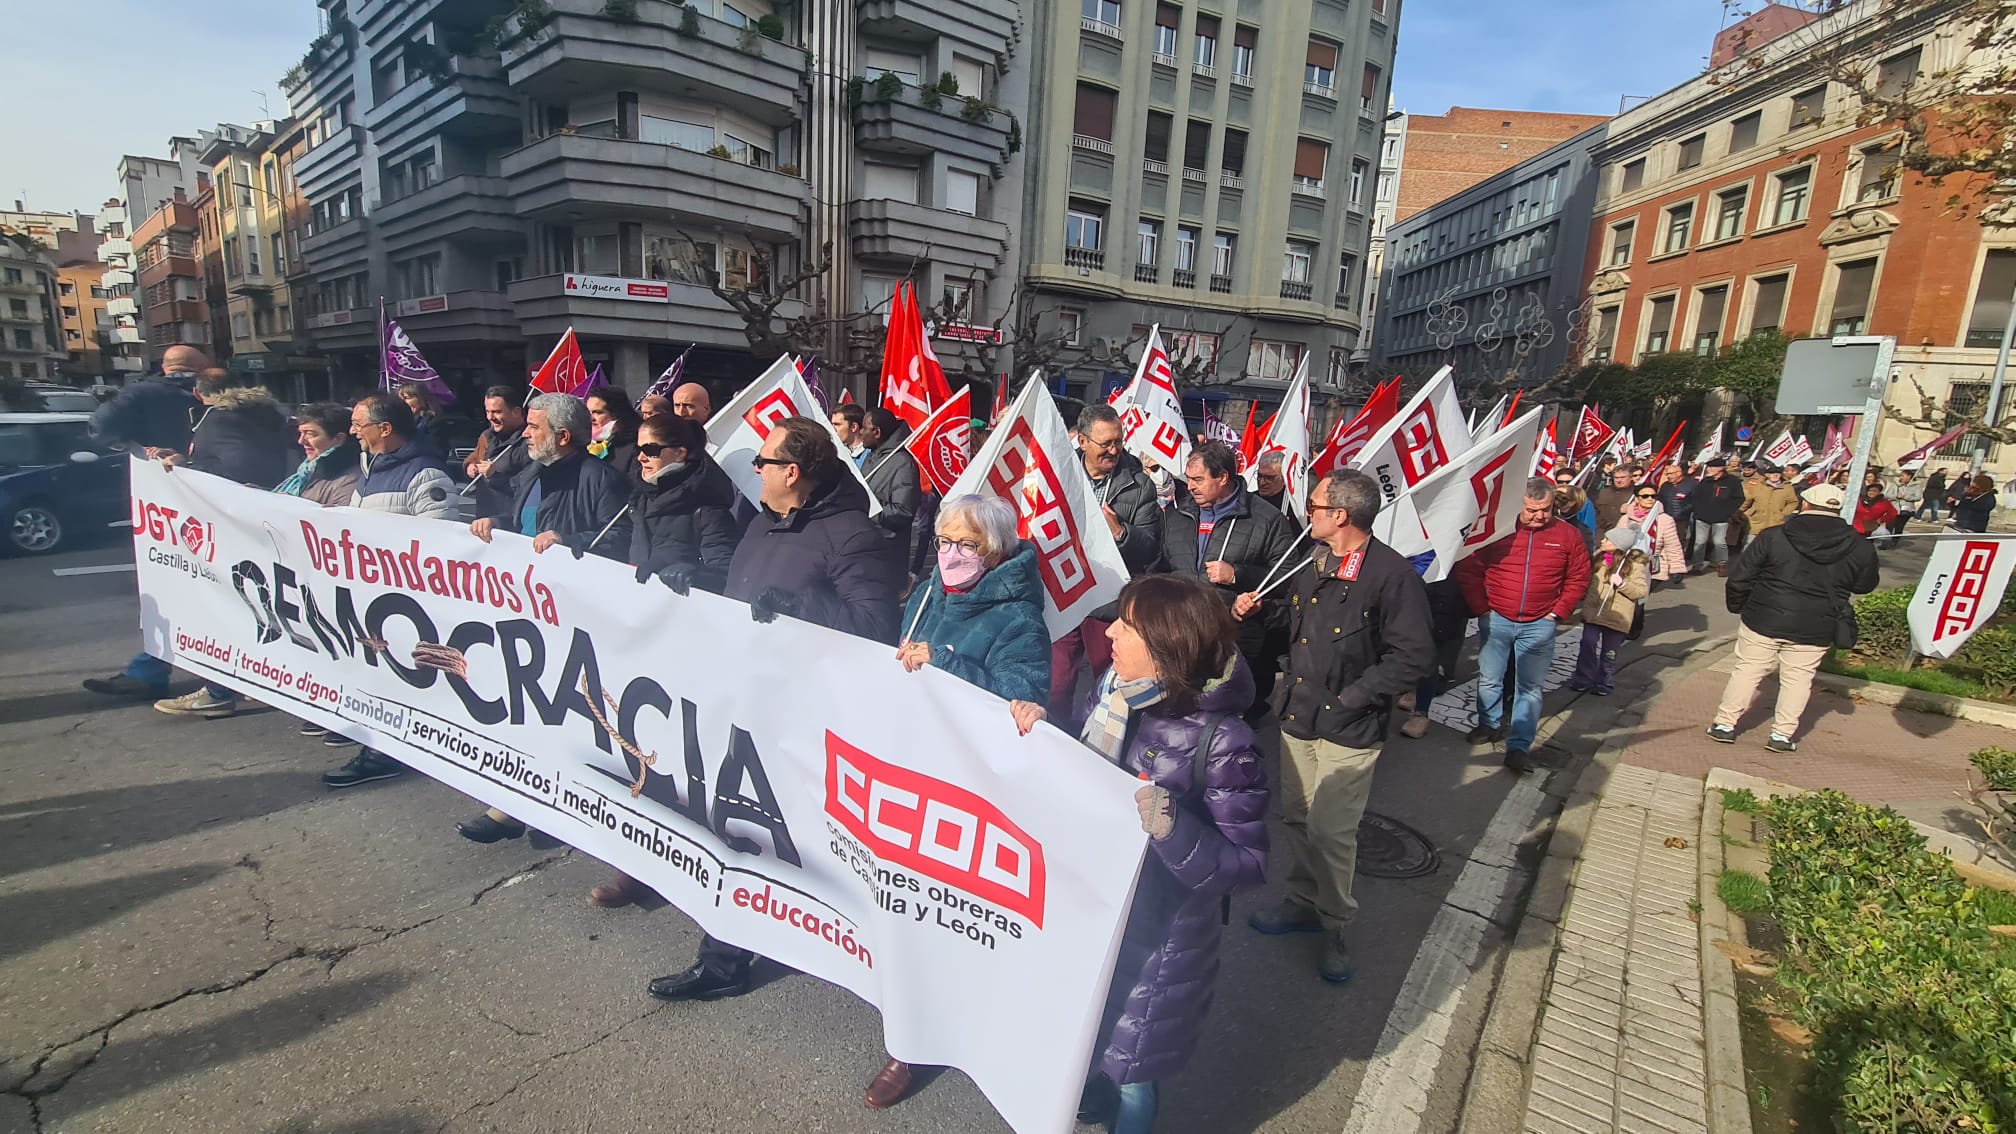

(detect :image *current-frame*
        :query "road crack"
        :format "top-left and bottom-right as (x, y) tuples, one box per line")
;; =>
(435, 1004), (665, 1133)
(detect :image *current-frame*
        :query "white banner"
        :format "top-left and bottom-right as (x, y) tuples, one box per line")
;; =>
(1471, 395), (1508, 444)
(1909, 536), (2016, 658)
(1114, 325), (1193, 476)
(947, 376), (1129, 639)
(1760, 428), (1797, 466)
(708, 354), (880, 516)
(127, 460), (1145, 1134)
(1351, 365), (1469, 557)
(1395, 407), (1544, 583)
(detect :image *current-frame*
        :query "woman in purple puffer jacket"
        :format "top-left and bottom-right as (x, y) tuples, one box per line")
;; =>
(1072, 573), (1270, 1133)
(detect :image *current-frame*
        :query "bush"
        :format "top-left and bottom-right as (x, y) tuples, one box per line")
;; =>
(872, 70), (904, 101)
(677, 4), (699, 36)
(755, 13), (784, 39)
(937, 71), (960, 96)
(1763, 791), (2016, 1131)
(919, 82), (943, 111)
(1847, 587), (1912, 663)
(959, 95), (993, 123)
(601, 0), (638, 18)
(1718, 869), (1770, 915)
(1719, 786), (1763, 814)
(1973, 746), (2016, 792)
(1961, 625), (2016, 697)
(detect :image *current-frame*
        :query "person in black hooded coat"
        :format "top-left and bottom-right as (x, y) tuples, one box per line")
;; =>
(624, 414), (744, 592)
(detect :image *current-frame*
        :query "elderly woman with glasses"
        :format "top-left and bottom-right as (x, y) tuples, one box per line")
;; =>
(866, 493), (1052, 1110)
(1622, 482), (1687, 583)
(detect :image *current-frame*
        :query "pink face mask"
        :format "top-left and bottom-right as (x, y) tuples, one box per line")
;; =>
(938, 544), (986, 589)
(592, 419), (615, 442)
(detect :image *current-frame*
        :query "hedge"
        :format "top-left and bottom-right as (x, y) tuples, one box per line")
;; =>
(1764, 790), (2016, 1131)
(1848, 586), (2016, 696)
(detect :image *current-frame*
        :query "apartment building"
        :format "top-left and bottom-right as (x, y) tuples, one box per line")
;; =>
(1374, 123), (1607, 389)
(54, 263), (109, 379)
(0, 206), (99, 265)
(197, 121), (311, 392)
(132, 192), (212, 358)
(1019, 0), (1398, 408)
(1579, 0), (2012, 471)
(96, 145), (206, 375)
(278, 0), (1028, 398)
(0, 233), (66, 381)
(1361, 105), (1403, 333)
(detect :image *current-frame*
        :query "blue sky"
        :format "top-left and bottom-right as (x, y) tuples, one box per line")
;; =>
(3, 0), (1728, 216)
(1392, 0), (1728, 119)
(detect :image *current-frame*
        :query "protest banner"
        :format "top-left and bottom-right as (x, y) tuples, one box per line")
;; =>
(708, 355), (880, 516)
(1248, 355), (1312, 518)
(1397, 407), (1543, 582)
(127, 460), (1146, 1134)
(1909, 537), (2016, 658)
(1895, 424), (1968, 470)
(1311, 378), (1398, 480)
(1530, 418), (1559, 478)
(904, 386), (974, 495)
(1569, 406), (1614, 465)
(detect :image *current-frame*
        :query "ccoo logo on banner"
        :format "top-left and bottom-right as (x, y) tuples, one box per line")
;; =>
(128, 460), (1146, 1134)
(1909, 538), (2016, 658)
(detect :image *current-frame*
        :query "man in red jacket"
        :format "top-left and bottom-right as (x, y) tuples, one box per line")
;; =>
(1453, 477), (1592, 773)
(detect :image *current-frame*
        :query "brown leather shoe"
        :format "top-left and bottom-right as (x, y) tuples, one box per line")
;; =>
(588, 873), (646, 908)
(864, 1057), (915, 1109)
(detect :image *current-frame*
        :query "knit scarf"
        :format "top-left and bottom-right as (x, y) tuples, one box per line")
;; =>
(275, 450), (321, 497)
(1079, 670), (1166, 766)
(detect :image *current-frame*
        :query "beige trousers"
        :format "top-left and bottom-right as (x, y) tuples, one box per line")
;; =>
(1713, 624), (1828, 739)
(1278, 734), (1382, 931)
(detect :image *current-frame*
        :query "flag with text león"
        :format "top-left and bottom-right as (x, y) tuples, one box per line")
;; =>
(1312, 377), (1398, 480)
(947, 377), (1128, 639)
(1350, 365), (1469, 557)
(1112, 325), (1192, 476)
(708, 354), (880, 516)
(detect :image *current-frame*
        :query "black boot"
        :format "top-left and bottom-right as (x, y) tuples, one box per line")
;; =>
(456, 812), (526, 843)
(647, 962), (751, 1002)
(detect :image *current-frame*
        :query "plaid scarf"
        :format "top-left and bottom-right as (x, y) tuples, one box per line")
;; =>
(1079, 670), (1166, 765)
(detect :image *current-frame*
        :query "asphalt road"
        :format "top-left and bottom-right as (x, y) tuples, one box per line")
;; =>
(0, 530), (1742, 1134)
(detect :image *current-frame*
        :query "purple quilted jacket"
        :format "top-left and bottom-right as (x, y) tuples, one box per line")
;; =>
(1088, 655), (1270, 1085)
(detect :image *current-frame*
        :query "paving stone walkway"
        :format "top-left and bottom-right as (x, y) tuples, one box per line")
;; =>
(1523, 765), (1708, 1134)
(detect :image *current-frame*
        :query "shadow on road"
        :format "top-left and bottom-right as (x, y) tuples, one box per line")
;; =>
(0, 864), (233, 961)
(0, 772), (316, 879)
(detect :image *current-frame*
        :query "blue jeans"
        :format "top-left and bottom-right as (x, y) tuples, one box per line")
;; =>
(1111, 1081), (1157, 1134)
(204, 682), (236, 703)
(124, 650), (170, 689)
(1414, 637), (1466, 715)
(1475, 614), (1556, 752)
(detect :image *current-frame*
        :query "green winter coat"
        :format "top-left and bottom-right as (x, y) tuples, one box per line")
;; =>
(899, 540), (1052, 704)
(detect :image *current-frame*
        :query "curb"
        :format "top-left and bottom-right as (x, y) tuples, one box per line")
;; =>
(1811, 670), (2016, 730)
(1453, 631), (1734, 1134)
(1697, 787), (1755, 1134)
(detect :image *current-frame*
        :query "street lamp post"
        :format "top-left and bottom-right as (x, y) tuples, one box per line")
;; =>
(1971, 279), (2016, 477)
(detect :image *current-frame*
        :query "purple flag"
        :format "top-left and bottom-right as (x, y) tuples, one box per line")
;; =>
(382, 319), (456, 406)
(801, 355), (829, 414)
(644, 347), (691, 399)
(570, 363), (608, 399)
(1202, 402), (1239, 446)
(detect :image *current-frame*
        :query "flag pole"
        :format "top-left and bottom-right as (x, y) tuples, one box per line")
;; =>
(377, 296), (389, 392)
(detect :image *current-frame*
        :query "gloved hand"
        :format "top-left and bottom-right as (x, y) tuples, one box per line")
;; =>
(656, 563), (698, 596)
(1135, 783), (1174, 841)
(566, 532), (593, 560)
(749, 587), (801, 624)
(634, 561), (655, 584)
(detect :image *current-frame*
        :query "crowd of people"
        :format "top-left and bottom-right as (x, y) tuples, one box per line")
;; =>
(75, 350), (1987, 1131)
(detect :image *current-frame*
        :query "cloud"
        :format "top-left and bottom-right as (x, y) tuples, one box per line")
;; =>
(0, 0), (320, 213)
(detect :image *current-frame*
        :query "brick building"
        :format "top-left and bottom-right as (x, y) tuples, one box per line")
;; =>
(1391, 107), (1609, 224)
(132, 191), (212, 358)
(1580, 0), (2014, 474)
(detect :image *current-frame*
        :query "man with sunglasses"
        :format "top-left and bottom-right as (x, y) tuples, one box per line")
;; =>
(648, 415), (900, 1005)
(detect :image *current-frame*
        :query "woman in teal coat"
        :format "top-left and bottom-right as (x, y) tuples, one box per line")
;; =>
(870, 493), (1052, 1109)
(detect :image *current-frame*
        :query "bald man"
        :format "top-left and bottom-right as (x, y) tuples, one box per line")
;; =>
(671, 383), (712, 420)
(638, 395), (672, 418)
(84, 345), (210, 699)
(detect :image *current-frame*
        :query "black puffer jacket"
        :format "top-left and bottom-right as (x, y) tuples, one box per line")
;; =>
(1089, 451), (1164, 621)
(628, 455), (743, 592)
(1726, 511), (1879, 646)
(861, 430), (922, 541)
(187, 386), (294, 487)
(726, 473), (903, 644)
(1690, 474), (1746, 524)
(1273, 539), (1436, 748)
(1160, 483), (1301, 656)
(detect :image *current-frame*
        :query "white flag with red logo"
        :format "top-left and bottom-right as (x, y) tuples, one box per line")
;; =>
(709, 354), (880, 516)
(1531, 418), (1559, 478)
(880, 283), (952, 431)
(1247, 354), (1312, 517)
(1691, 422), (1725, 466)
(947, 376), (1128, 640)
(1312, 377), (1399, 480)
(1399, 407), (1545, 583)
(905, 386), (973, 496)
(1787, 434), (1815, 466)
(1760, 428), (1798, 466)
(1113, 325), (1193, 475)
(1471, 395), (1510, 444)
(1910, 537), (2016, 658)
(1350, 365), (1470, 557)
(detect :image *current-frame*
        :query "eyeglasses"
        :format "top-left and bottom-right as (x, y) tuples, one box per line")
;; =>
(1307, 503), (1343, 514)
(1081, 436), (1124, 452)
(751, 456), (796, 470)
(638, 442), (680, 458)
(1636, 492), (1658, 499)
(935, 537), (984, 554)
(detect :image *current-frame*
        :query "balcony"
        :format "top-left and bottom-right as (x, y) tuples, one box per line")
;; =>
(503, 0), (802, 125)
(507, 272), (798, 350)
(1193, 63), (1216, 80)
(1133, 264), (1159, 284)
(855, 96), (1016, 174)
(1304, 80), (1337, 100)
(300, 215), (373, 275)
(1073, 134), (1115, 156)
(1080, 16), (1122, 40)
(137, 256), (199, 290)
(295, 124), (363, 199)
(111, 356), (144, 373)
(144, 299), (208, 325)
(1209, 274), (1232, 293)
(501, 131), (806, 242)
(365, 53), (517, 153)
(106, 296), (137, 318)
(383, 289), (516, 341)
(1280, 280), (1313, 301)
(846, 198), (1011, 277)
(1231, 71), (1253, 89)
(228, 272), (278, 297)
(1173, 268), (1196, 288)
(98, 238), (132, 259)
(1144, 159), (1169, 176)
(1335, 291), (1353, 309)
(1152, 52), (1177, 68)
(857, 0), (1014, 57)
(100, 268), (134, 291)
(1293, 178), (1326, 199)
(375, 175), (519, 251)
(110, 327), (143, 345)
(1220, 172), (1244, 191)
(1182, 167), (1208, 183)
(1063, 247), (1105, 271)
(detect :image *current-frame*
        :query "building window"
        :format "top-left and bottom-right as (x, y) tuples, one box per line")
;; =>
(1877, 47), (1921, 98)
(1212, 232), (1235, 281)
(1293, 139), (1328, 194)
(1081, 0), (1121, 33)
(1662, 201), (1694, 253)
(1337, 251), (1357, 303)
(1608, 220), (1634, 266)
(1965, 250), (2016, 348)
(1729, 111), (1761, 153)
(641, 115), (714, 152)
(1694, 286), (1728, 355)
(942, 279), (973, 316)
(1220, 129), (1248, 178)
(1643, 295), (1676, 355)
(1058, 307), (1084, 346)
(1153, 3), (1178, 58)
(1790, 84), (1826, 128)
(1677, 134), (1705, 170)
(1175, 226), (1199, 272)
(1714, 186), (1748, 240)
(1246, 339), (1302, 381)
(1282, 240), (1314, 284)
(1359, 63), (1380, 116)
(1193, 15), (1218, 68)
(1073, 83), (1118, 147)
(1066, 204), (1105, 253)
(863, 46), (922, 86)
(1137, 218), (1160, 264)
(945, 168), (980, 215)
(1143, 111), (1173, 166)
(1349, 159), (1368, 206)
(1305, 39), (1337, 93)
(394, 252), (440, 299)
(1829, 258), (1879, 335)
(1233, 25), (1256, 79)
(1620, 158), (1645, 193)
(1771, 166), (1812, 225)
(1939, 384), (1999, 458)
(1855, 141), (1901, 202)
(862, 162), (918, 204)
(7, 298), (25, 318)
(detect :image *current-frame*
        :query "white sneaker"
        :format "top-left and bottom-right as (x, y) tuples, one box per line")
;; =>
(154, 689), (237, 719)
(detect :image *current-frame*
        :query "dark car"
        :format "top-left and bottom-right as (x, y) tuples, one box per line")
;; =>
(0, 413), (128, 555)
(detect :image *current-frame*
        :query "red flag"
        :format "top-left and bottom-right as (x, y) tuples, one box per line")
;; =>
(880, 283), (951, 430)
(991, 375), (1009, 427)
(1531, 419), (1559, 479)
(1500, 389), (1523, 429)
(839, 388), (855, 406)
(1639, 421), (1689, 487)
(1311, 378), (1400, 479)
(1237, 401), (1260, 470)
(1569, 406), (1615, 465)
(529, 328), (585, 396)
(905, 387), (974, 495)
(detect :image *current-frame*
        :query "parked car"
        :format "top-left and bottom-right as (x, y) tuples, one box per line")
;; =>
(0, 382), (100, 414)
(0, 413), (128, 555)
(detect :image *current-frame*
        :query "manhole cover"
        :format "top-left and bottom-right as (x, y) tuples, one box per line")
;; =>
(1355, 811), (1441, 879)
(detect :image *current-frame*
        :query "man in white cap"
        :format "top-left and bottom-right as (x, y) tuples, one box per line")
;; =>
(1708, 482), (1878, 752)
